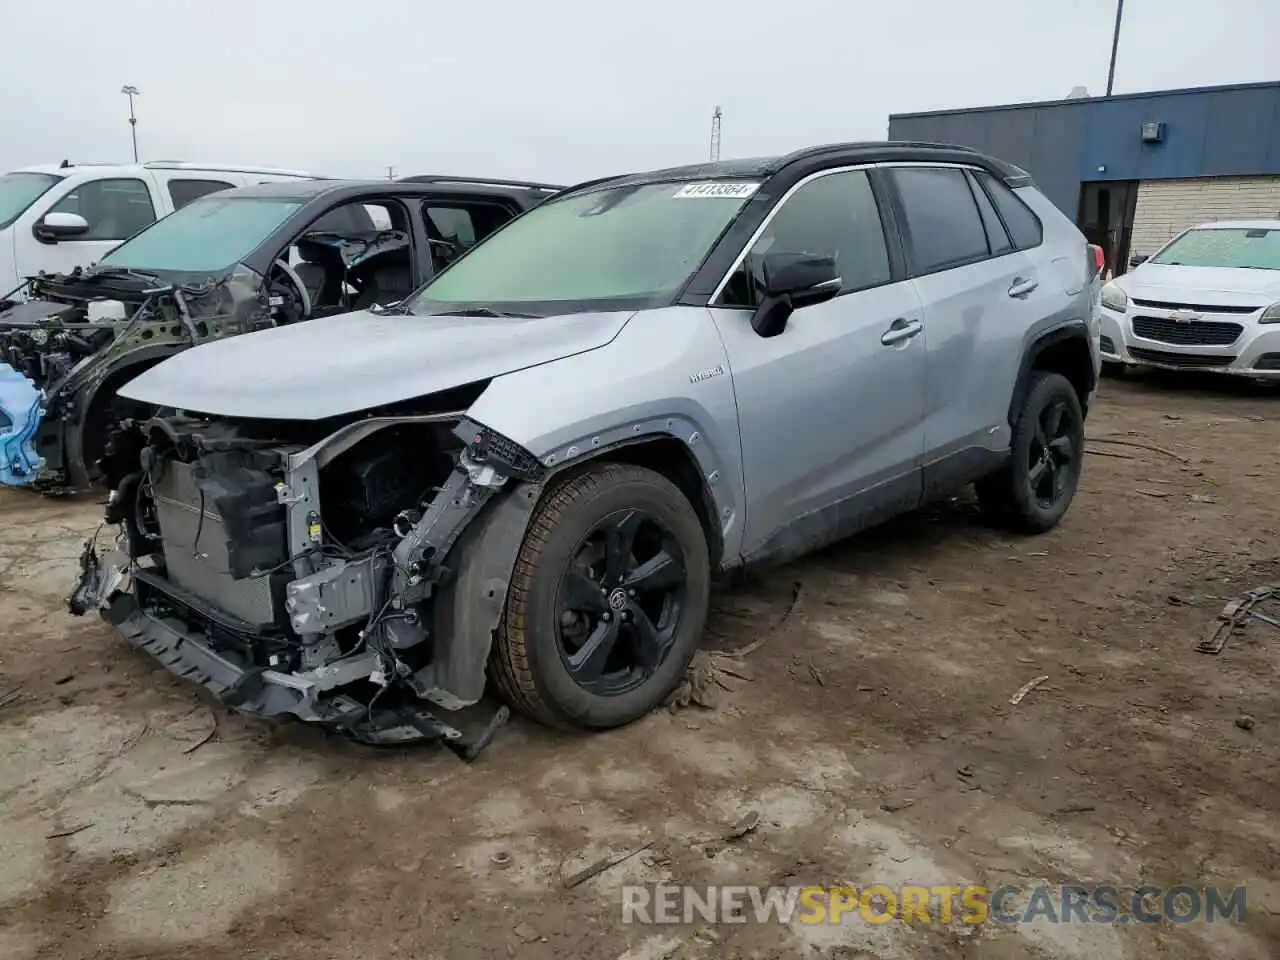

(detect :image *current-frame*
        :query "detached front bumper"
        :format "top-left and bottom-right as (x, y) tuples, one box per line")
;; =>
(1100, 306), (1280, 378)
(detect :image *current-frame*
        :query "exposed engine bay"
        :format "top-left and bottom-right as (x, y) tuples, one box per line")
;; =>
(69, 396), (545, 749)
(0, 228), (413, 491)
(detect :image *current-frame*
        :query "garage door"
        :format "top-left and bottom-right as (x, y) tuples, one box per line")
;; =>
(1130, 176), (1280, 259)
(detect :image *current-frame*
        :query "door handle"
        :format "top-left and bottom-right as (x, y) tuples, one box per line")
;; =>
(1008, 277), (1039, 298)
(880, 317), (923, 346)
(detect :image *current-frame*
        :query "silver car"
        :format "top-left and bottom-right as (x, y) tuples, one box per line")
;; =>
(1098, 219), (1280, 378)
(70, 142), (1099, 750)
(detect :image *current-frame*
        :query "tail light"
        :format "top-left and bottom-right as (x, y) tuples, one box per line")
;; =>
(1087, 244), (1106, 279)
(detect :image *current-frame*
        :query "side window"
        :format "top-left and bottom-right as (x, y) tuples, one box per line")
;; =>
(167, 179), (234, 209)
(426, 206), (477, 248)
(976, 172), (1043, 250)
(891, 167), (988, 274)
(719, 169), (890, 308)
(48, 178), (156, 241)
(966, 171), (1012, 256)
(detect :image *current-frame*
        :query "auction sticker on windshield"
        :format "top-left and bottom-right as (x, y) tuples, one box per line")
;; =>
(673, 182), (760, 199)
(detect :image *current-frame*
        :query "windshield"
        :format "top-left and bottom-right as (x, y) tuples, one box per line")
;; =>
(101, 196), (302, 273)
(1151, 227), (1280, 271)
(408, 180), (759, 313)
(0, 172), (61, 230)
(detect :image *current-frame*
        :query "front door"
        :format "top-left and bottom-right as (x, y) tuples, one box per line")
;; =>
(708, 167), (927, 563)
(16, 175), (161, 279)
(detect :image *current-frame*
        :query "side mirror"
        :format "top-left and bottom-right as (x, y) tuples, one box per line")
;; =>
(751, 253), (841, 338)
(1128, 254), (1148, 268)
(33, 211), (90, 245)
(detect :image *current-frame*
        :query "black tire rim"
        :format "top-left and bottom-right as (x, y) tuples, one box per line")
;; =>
(554, 508), (688, 696)
(1028, 398), (1078, 509)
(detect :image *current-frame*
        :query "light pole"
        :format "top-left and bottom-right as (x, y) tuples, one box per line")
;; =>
(121, 85), (139, 162)
(1105, 0), (1125, 97)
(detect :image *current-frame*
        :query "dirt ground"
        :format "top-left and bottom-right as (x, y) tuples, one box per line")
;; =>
(1, 372), (1278, 960)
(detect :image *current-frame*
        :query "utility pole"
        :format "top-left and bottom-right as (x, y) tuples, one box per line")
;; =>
(709, 105), (722, 163)
(386, 166), (395, 180)
(121, 85), (140, 162)
(1105, 0), (1125, 97)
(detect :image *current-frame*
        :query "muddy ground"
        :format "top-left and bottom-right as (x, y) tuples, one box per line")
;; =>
(1, 372), (1278, 960)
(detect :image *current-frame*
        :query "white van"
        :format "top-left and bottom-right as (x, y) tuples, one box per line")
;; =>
(0, 160), (318, 297)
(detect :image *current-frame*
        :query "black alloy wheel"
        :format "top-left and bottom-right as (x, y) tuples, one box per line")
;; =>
(487, 462), (710, 730)
(1027, 397), (1078, 509)
(555, 509), (688, 696)
(975, 370), (1085, 534)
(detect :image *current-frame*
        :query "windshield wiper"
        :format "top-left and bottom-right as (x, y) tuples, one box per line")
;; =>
(442, 306), (540, 319)
(371, 301), (414, 316)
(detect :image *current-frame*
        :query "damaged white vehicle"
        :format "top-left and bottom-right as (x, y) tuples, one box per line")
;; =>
(69, 143), (1097, 752)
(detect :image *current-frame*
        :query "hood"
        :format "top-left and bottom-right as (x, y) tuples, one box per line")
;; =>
(120, 308), (635, 420)
(1119, 263), (1280, 307)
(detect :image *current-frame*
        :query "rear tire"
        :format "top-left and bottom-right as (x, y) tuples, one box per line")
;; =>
(489, 462), (710, 730)
(976, 371), (1085, 534)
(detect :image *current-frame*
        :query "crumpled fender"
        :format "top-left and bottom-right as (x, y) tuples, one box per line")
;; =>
(0, 363), (45, 486)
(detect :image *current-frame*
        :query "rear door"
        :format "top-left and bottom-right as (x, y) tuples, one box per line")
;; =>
(885, 164), (1041, 494)
(709, 166), (927, 560)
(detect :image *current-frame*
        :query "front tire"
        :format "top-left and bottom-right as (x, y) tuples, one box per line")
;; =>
(490, 463), (710, 730)
(976, 371), (1085, 534)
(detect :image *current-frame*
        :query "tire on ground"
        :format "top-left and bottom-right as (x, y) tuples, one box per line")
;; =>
(489, 462), (710, 730)
(976, 370), (1085, 535)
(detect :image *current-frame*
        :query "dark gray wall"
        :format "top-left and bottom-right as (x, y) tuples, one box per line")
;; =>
(888, 81), (1280, 219)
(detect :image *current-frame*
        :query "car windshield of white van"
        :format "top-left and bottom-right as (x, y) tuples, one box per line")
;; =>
(407, 180), (760, 314)
(101, 196), (302, 274)
(1151, 227), (1280, 271)
(0, 172), (62, 230)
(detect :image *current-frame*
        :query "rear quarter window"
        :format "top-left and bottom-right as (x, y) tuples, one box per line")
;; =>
(976, 172), (1043, 250)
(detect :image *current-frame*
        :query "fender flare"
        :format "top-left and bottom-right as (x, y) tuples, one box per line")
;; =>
(1006, 321), (1094, 426)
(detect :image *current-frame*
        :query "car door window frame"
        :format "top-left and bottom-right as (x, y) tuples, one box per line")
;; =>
(710, 164), (908, 309)
(882, 163), (1000, 279)
(972, 170), (1044, 251)
(47, 176), (158, 242)
(964, 170), (1014, 258)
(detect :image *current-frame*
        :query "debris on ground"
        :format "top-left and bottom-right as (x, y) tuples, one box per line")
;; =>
(667, 581), (804, 710)
(724, 809), (761, 839)
(1236, 714), (1256, 732)
(512, 921), (540, 943)
(1009, 675), (1050, 705)
(1197, 584), (1280, 654)
(563, 840), (657, 889)
(1089, 434), (1192, 464)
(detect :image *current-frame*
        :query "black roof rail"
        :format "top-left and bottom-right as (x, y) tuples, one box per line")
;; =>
(398, 174), (566, 192)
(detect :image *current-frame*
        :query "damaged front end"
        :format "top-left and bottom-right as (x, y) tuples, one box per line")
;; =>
(69, 404), (545, 752)
(0, 266), (272, 491)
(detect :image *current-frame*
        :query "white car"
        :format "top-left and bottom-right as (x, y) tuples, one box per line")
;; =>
(1098, 219), (1280, 379)
(0, 160), (318, 299)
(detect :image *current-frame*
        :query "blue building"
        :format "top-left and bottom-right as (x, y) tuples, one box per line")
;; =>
(888, 81), (1280, 275)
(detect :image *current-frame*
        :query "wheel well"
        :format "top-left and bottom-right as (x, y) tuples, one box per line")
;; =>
(594, 437), (723, 566)
(1027, 333), (1094, 416)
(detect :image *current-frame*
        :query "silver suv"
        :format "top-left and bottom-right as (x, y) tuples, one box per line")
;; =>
(70, 142), (1100, 750)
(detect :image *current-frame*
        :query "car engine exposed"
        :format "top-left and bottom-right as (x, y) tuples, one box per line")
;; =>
(75, 376), (538, 747)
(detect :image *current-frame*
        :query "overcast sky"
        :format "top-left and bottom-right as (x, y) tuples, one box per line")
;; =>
(0, 0), (1275, 183)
